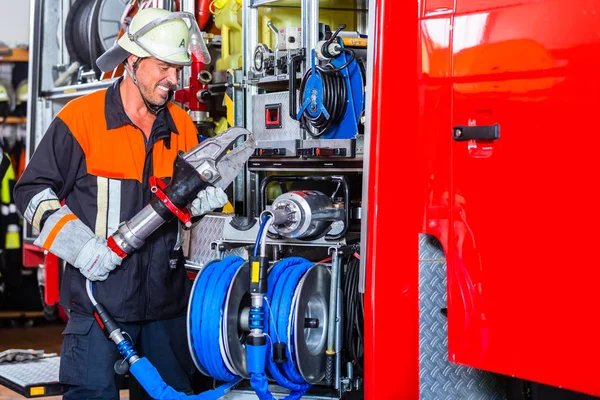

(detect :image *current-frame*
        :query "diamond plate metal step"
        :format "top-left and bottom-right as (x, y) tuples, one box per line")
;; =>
(419, 234), (507, 400)
(0, 356), (63, 398)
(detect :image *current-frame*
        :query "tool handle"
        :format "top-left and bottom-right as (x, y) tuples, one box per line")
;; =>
(452, 124), (500, 141)
(149, 176), (192, 227)
(107, 236), (127, 258)
(288, 49), (306, 120)
(93, 303), (120, 339)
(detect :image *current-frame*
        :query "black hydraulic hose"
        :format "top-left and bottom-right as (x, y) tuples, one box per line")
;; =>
(65, 0), (96, 66)
(343, 256), (363, 374)
(299, 63), (348, 138)
(288, 50), (306, 120)
(325, 48), (355, 73)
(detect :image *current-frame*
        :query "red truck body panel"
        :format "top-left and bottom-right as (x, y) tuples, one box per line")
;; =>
(364, 0), (421, 398)
(419, 0), (600, 396)
(366, 0), (600, 397)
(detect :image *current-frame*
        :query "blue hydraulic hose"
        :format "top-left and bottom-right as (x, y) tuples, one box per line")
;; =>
(274, 264), (311, 384)
(129, 358), (237, 400)
(189, 256), (246, 381)
(266, 257), (313, 390)
(254, 215), (270, 257)
(248, 335), (306, 400)
(246, 257), (313, 400)
(87, 275), (239, 400)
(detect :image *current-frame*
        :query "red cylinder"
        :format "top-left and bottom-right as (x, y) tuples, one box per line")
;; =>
(196, 0), (211, 31)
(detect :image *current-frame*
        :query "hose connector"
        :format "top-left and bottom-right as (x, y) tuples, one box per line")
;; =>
(261, 209), (288, 226)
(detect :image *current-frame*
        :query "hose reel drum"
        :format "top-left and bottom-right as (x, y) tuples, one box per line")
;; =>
(187, 258), (331, 384)
(65, 0), (128, 77)
(185, 176), (352, 390)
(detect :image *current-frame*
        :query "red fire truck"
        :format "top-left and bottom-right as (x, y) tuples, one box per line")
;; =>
(367, 0), (600, 398)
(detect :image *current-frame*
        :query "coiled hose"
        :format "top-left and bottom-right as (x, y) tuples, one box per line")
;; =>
(298, 65), (347, 138)
(256, 257), (313, 399)
(187, 254), (313, 400)
(343, 255), (363, 374)
(89, 242), (320, 399)
(189, 256), (246, 382)
(65, 0), (105, 72)
(298, 48), (355, 137)
(86, 276), (236, 400)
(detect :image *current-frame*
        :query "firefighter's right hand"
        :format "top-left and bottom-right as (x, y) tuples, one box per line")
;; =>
(34, 205), (122, 281)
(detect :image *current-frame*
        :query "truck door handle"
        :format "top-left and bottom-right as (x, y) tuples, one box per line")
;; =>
(452, 124), (500, 142)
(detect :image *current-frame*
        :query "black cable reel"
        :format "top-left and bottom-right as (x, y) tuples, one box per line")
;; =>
(290, 25), (357, 138)
(65, 0), (127, 78)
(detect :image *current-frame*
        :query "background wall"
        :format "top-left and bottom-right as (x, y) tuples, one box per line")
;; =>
(0, 0), (31, 47)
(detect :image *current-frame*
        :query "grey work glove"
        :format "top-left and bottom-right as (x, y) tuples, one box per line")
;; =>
(189, 186), (229, 217)
(33, 205), (122, 281)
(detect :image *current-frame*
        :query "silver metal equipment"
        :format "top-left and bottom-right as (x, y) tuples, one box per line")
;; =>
(268, 190), (345, 240)
(260, 175), (350, 241)
(252, 91), (301, 158)
(293, 263), (331, 383)
(110, 127), (256, 256)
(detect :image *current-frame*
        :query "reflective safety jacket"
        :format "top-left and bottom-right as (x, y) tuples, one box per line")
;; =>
(1, 153), (20, 250)
(14, 78), (199, 322)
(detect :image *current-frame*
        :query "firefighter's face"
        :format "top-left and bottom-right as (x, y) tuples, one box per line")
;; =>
(133, 57), (182, 106)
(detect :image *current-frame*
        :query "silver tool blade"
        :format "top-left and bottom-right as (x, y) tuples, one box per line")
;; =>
(213, 134), (256, 189)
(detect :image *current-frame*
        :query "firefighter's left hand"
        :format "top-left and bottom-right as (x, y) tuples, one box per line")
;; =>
(189, 186), (229, 216)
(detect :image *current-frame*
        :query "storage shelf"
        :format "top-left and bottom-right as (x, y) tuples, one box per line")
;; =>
(0, 116), (26, 125)
(251, 0), (366, 10)
(247, 72), (302, 86)
(0, 311), (45, 319)
(42, 79), (115, 100)
(0, 48), (29, 63)
(248, 156), (363, 172)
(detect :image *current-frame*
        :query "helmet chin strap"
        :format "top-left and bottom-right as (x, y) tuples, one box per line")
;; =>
(124, 58), (172, 115)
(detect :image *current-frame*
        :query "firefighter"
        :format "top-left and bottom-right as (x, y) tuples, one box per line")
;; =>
(13, 8), (225, 399)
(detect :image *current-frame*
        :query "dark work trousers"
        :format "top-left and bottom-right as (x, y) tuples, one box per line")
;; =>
(59, 311), (195, 399)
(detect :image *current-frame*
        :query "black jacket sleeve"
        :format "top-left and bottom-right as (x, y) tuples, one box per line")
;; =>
(14, 117), (85, 229)
(0, 150), (9, 180)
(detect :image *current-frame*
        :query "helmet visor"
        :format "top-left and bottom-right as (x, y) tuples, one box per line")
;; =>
(129, 11), (211, 65)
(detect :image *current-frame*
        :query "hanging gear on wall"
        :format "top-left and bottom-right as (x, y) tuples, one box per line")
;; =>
(12, 80), (27, 118)
(0, 80), (14, 122)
